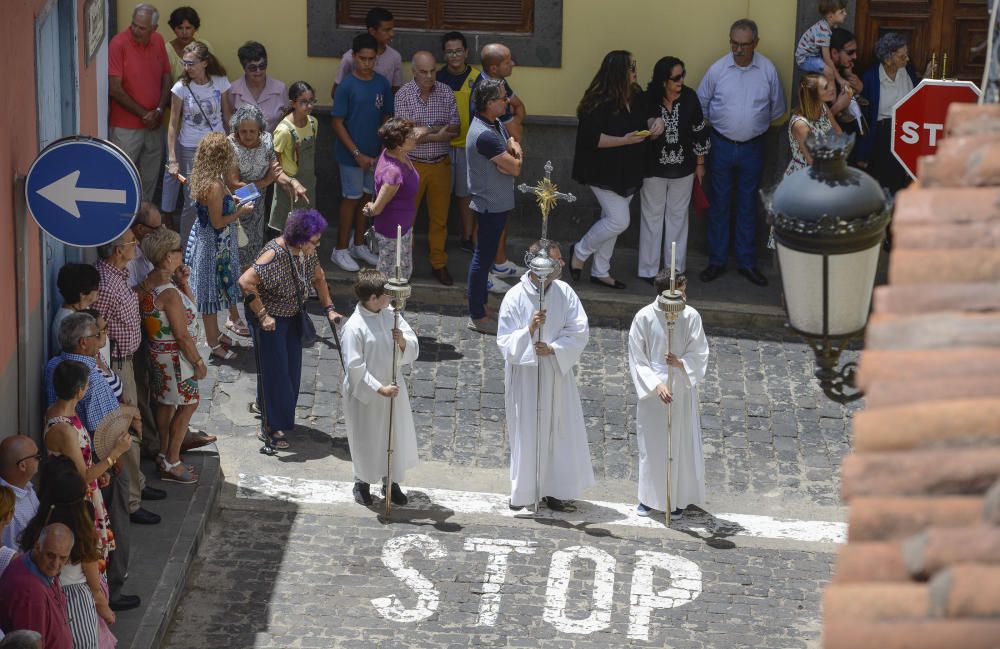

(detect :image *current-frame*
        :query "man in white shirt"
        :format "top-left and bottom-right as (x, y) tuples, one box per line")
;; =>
(0, 435), (41, 550)
(697, 19), (786, 288)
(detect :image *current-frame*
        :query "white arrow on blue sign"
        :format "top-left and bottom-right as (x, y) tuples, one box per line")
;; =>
(25, 136), (141, 247)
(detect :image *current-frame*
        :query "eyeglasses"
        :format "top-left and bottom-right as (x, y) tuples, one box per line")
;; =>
(444, 49), (465, 57)
(297, 99), (318, 106)
(16, 452), (42, 464)
(245, 61), (267, 72)
(669, 72), (686, 82)
(180, 59), (202, 67)
(730, 39), (755, 50)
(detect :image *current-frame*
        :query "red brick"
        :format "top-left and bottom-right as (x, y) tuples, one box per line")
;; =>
(892, 186), (1000, 225)
(842, 448), (1000, 498)
(903, 526), (1000, 579)
(946, 103), (1000, 137)
(861, 375), (1000, 409)
(823, 583), (927, 621)
(919, 134), (1000, 187)
(858, 348), (1000, 384)
(929, 564), (1000, 617)
(873, 281), (1000, 315)
(847, 496), (984, 541)
(888, 250), (1000, 284)
(852, 400), (1000, 451)
(824, 620), (1000, 649)
(984, 479), (1000, 525)
(833, 542), (908, 582)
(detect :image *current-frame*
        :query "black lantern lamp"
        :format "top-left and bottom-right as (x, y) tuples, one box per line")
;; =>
(764, 133), (891, 403)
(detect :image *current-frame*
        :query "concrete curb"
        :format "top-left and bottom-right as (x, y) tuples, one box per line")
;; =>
(127, 450), (222, 649)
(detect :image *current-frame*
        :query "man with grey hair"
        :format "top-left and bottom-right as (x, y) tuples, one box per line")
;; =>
(697, 18), (786, 288)
(0, 435), (41, 552)
(0, 630), (43, 649)
(0, 523), (74, 648)
(108, 3), (171, 202)
(394, 51), (460, 286)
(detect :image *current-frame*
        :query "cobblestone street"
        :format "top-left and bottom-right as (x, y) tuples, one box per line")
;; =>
(163, 300), (854, 647)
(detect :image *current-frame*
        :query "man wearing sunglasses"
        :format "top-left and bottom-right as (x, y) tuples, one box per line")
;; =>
(0, 435), (41, 551)
(829, 28), (866, 163)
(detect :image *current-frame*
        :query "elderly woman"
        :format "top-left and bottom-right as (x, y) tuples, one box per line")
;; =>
(239, 209), (344, 450)
(185, 132), (254, 360)
(51, 263), (100, 355)
(227, 104), (279, 281)
(136, 227), (206, 483)
(639, 56), (710, 283)
(364, 117), (420, 280)
(228, 41), (287, 134)
(857, 32), (932, 194)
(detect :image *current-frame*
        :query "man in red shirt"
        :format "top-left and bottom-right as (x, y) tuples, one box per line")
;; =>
(0, 523), (75, 648)
(108, 4), (171, 203)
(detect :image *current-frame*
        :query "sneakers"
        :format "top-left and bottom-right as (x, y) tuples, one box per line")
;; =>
(331, 247), (360, 272)
(670, 508), (684, 521)
(467, 316), (498, 335)
(353, 480), (373, 506)
(382, 482), (408, 506)
(636, 503), (652, 517)
(350, 243), (380, 266)
(487, 273), (510, 294)
(492, 260), (525, 277)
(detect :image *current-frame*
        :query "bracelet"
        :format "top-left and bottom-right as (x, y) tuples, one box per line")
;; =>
(194, 358), (205, 367)
(324, 305), (337, 313)
(256, 309), (268, 319)
(107, 456), (116, 469)
(352, 148), (361, 158)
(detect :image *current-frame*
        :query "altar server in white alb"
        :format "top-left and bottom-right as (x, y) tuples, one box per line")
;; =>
(497, 240), (594, 512)
(341, 269), (420, 507)
(628, 270), (709, 520)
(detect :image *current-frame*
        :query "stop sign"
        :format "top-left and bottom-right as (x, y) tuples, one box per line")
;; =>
(892, 79), (981, 179)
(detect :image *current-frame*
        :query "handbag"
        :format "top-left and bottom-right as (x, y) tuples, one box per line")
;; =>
(692, 176), (710, 217)
(285, 247), (317, 347)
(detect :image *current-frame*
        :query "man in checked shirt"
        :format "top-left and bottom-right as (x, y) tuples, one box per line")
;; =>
(394, 51), (460, 286)
(94, 232), (165, 527)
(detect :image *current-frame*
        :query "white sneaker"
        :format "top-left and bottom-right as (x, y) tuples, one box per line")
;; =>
(487, 273), (510, 294)
(350, 244), (380, 266)
(330, 248), (360, 272)
(492, 260), (525, 277)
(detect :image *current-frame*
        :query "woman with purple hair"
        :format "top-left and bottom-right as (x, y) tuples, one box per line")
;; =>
(238, 209), (344, 449)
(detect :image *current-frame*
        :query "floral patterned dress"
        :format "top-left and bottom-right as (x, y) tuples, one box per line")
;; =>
(229, 132), (276, 269)
(185, 192), (241, 315)
(137, 283), (201, 405)
(44, 415), (115, 566)
(784, 110), (835, 176)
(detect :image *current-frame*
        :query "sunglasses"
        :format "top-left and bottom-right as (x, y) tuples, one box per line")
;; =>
(245, 61), (267, 72)
(180, 59), (203, 67)
(843, 48), (858, 55)
(669, 72), (686, 82)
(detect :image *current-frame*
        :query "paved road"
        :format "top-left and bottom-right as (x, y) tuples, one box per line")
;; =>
(161, 302), (855, 648)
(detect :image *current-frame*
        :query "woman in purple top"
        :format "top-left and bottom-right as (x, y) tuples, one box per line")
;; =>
(364, 117), (420, 280)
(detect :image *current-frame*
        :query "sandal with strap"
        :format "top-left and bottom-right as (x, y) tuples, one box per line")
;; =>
(160, 459), (198, 484)
(256, 430), (289, 449)
(219, 333), (252, 349)
(157, 454), (195, 473)
(225, 319), (251, 338)
(210, 341), (237, 360)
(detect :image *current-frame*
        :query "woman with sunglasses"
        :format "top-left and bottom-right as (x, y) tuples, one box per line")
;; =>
(166, 40), (232, 247)
(638, 56), (711, 284)
(569, 50), (652, 291)
(229, 41), (287, 134)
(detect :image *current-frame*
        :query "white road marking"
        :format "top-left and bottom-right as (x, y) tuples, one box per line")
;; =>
(371, 534), (446, 622)
(463, 538), (537, 626)
(544, 546), (616, 634)
(236, 473), (846, 544)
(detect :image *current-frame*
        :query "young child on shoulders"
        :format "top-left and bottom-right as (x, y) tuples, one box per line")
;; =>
(796, 0), (850, 87)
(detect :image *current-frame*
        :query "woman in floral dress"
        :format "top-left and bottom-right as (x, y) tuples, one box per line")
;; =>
(138, 227), (207, 484)
(228, 104), (278, 273)
(785, 73), (842, 177)
(184, 132), (254, 360)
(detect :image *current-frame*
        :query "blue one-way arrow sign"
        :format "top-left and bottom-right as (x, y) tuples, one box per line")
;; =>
(25, 136), (141, 247)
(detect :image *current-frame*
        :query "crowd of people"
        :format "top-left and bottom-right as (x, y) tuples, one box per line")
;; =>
(1, 2), (928, 645)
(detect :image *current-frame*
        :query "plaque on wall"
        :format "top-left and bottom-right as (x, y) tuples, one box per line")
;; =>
(84, 0), (105, 66)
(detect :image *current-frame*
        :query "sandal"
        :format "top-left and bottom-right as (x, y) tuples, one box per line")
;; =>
(157, 454), (195, 472)
(160, 460), (198, 484)
(219, 333), (252, 349)
(225, 319), (251, 338)
(256, 430), (289, 449)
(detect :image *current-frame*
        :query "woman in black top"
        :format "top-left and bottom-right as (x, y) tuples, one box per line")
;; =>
(638, 56), (710, 282)
(569, 50), (654, 290)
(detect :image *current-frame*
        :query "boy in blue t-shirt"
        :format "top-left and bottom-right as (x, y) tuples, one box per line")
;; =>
(795, 0), (849, 87)
(330, 33), (395, 272)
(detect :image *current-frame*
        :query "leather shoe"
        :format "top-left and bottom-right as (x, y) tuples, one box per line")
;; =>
(699, 265), (725, 282)
(568, 243), (582, 281)
(141, 486), (167, 501)
(129, 508), (161, 525)
(108, 594), (141, 612)
(590, 276), (626, 290)
(353, 480), (373, 506)
(180, 430), (217, 452)
(738, 267), (768, 287)
(431, 266), (454, 286)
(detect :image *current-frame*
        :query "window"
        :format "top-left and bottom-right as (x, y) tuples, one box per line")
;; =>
(337, 0), (535, 33)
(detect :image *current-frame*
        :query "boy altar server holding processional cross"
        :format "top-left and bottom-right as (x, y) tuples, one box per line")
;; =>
(628, 268), (709, 521)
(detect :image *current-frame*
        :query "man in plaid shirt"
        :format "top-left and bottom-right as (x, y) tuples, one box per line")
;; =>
(394, 51), (460, 286)
(95, 232), (164, 527)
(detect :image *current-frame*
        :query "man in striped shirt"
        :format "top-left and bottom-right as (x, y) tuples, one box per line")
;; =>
(0, 435), (41, 551)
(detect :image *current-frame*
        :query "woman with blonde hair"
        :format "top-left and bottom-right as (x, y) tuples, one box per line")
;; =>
(166, 40), (232, 246)
(185, 132), (253, 360)
(785, 73), (842, 176)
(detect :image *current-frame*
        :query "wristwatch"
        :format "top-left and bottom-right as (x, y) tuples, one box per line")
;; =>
(352, 148), (361, 158)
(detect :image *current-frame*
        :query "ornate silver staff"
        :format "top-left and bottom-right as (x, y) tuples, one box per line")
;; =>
(382, 225), (411, 519)
(517, 160), (576, 513)
(656, 242), (685, 525)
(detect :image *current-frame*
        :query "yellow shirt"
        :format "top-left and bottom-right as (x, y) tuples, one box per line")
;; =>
(273, 115), (318, 177)
(437, 65), (481, 148)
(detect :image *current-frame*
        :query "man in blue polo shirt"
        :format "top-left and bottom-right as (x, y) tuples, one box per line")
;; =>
(330, 33), (395, 272)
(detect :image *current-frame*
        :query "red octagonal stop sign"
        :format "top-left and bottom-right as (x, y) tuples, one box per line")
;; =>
(892, 79), (981, 180)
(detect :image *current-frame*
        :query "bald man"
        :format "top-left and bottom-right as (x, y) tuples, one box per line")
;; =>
(0, 523), (74, 649)
(394, 51), (460, 285)
(469, 43), (528, 283)
(0, 435), (41, 550)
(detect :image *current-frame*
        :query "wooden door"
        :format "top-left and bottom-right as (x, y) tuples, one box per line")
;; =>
(854, 0), (989, 81)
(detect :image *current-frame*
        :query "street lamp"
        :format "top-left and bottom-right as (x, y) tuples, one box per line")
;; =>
(764, 133), (891, 403)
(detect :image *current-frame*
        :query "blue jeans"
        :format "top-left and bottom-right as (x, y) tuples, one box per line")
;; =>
(798, 55), (826, 74)
(248, 312), (304, 433)
(707, 132), (765, 269)
(467, 209), (508, 319)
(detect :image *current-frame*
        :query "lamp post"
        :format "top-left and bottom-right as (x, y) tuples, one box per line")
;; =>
(763, 133), (891, 404)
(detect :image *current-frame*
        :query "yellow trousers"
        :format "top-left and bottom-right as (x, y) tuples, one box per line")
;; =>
(413, 158), (452, 269)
